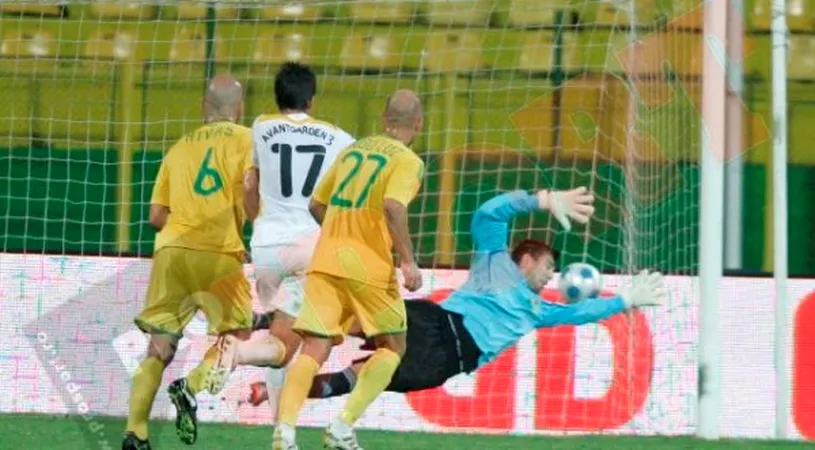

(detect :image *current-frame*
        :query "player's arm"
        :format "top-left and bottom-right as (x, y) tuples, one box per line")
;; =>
(242, 135), (261, 222)
(472, 187), (595, 252)
(471, 191), (540, 253)
(384, 156), (424, 266)
(535, 296), (627, 328)
(149, 160), (171, 231)
(308, 156), (341, 225)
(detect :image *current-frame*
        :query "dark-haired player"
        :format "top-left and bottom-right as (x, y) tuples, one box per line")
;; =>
(246, 188), (666, 406)
(204, 62), (355, 410)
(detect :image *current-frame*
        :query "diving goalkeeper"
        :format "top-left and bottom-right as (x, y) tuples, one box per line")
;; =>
(246, 188), (667, 403)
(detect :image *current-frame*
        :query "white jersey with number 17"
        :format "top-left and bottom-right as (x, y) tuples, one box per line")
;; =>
(250, 112), (355, 247)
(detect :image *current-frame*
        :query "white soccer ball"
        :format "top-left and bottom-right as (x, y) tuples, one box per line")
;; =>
(559, 263), (602, 303)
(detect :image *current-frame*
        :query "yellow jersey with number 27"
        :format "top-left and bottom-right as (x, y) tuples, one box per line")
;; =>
(151, 121), (253, 256)
(308, 135), (424, 289)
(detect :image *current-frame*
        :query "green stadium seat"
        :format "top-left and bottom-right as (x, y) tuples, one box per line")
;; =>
(258, 1), (322, 22)
(788, 35), (815, 80)
(518, 32), (556, 73)
(176, 1), (240, 20)
(253, 32), (311, 67)
(349, 1), (414, 24)
(507, 0), (572, 28)
(423, 31), (483, 73)
(90, 3), (158, 20)
(340, 34), (400, 72)
(0, 3), (63, 17)
(0, 29), (58, 74)
(424, 0), (491, 27)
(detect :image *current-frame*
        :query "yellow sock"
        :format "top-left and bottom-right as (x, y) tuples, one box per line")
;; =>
(278, 354), (320, 427)
(340, 348), (401, 425)
(125, 356), (165, 440)
(186, 344), (219, 395)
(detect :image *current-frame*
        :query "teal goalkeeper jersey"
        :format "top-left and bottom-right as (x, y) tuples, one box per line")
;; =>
(440, 190), (627, 368)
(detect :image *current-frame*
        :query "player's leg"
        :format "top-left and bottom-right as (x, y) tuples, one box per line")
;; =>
(274, 273), (348, 449)
(324, 279), (407, 449)
(166, 250), (254, 445)
(124, 248), (189, 448)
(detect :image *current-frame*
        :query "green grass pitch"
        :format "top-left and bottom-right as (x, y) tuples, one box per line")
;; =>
(1, 413), (810, 449)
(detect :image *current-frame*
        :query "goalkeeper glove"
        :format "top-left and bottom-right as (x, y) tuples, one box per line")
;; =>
(621, 270), (667, 308)
(537, 187), (595, 232)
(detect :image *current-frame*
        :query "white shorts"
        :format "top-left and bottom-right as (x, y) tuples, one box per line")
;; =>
(251, 231), (319, 317)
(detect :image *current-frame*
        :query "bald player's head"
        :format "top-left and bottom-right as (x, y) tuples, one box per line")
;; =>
(203, 73), (244, 124)
(381, 89), (423, 146)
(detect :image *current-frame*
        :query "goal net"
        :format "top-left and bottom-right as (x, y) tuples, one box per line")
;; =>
(0, 0), (699, 441)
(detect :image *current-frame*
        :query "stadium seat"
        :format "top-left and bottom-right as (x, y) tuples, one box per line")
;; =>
(518, 32), (556, 73)
(507, 0), (572, 28)
(424, 0), (492, 27)
(788, 36), (815, 80)
(666, 0), (703, 30)
(0, 29), (56, 76)
(616, 32), (702, 77)
(176, 1), (240, 20)
(258, 1), (322, 22)
(590, 0), (667, 27)
(169, 26), (222, 62)
(750, 0), (814, 31)
(349, 1), (414, 24)
(423, 32), (483, 73)
(90, 3), (157, 20)
(253, 32), (311, 66)
(341, 34), (400, 72)
(0, 29), (55, 59)
(84, 30), (137, 61)
(0, 3), (63, 17)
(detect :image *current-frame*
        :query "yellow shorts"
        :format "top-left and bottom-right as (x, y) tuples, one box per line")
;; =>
(294, 272), (407, 339)
(135, 247), (253, 337)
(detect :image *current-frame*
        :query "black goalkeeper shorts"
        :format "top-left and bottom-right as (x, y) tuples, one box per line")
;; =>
(353, 299), (481, 393)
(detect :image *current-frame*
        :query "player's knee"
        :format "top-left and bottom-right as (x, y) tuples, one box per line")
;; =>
(226, 328), (252, 341)
(300, 335), (332, 365)
(374, 333), (407, 358)
(147, 335), (179, 365)
(270, 312), (301, 366)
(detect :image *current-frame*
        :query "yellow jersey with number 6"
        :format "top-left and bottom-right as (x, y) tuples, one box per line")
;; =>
(151, 121), (253, 256)
(308, 135), (424, 288)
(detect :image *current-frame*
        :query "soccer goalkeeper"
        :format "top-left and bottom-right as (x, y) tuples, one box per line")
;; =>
(246, 188), (666, 404)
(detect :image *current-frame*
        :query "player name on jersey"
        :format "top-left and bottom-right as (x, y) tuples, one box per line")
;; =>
(259, 122), (339, 147)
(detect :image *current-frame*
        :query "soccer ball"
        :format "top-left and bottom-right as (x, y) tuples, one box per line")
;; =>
(559, 263), (602, 303)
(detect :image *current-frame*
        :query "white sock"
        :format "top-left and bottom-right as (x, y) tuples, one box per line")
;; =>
(276, 423), (296, 441)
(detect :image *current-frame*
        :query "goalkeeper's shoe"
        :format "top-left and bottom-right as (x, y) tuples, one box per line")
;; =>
(205, 335), (239, 395)
(121, 433), (151, 450)
(324, 423), (364, 450)
(168, 378), (198, 445)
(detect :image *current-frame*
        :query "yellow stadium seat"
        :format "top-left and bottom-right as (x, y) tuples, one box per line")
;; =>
(750, 0), (814, 31)
(591, 0), (667, 27)
(1, 30), (55, 58)
(423, 32), (483, 73)
(341, 34), (400, 72)
(169, 26), (222, 62)
(424, 0), (492, 27)
(617, 32), (701, 77)
(788, 36), (815, 80)
(518, 31), (579, 74)
(84, 30), (137, 61)
(518, 32), (556, 73)
(350, 1), (414, 24)
(0, 4), (63, 17)
(90, 3), (157, 20)
(176, 1), (240, 20)
(253, 32), (311, 65)
(258, 1), (322, 22)
(667, 0), (703, 30)
(507, 0), (572, 28)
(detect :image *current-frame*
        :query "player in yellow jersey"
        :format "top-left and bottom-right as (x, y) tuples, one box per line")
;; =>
(273, 90), (425, 450)
(123, 74), (272, 450)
